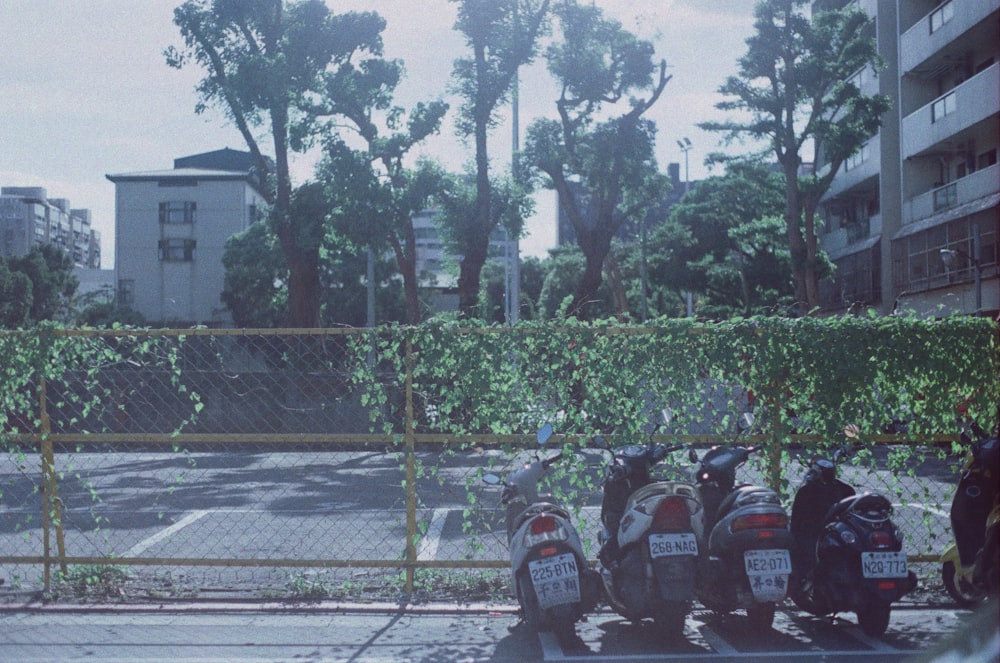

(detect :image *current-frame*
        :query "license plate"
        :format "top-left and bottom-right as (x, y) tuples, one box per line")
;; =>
(861, 551), (908, 578)
(744, 549), (792, 576)
(649, 532), (699, 558)
(528, 553), (581, 609)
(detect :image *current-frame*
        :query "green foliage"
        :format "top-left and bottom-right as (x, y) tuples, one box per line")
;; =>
(649, 162), (793, 318)
(0, 245), (79, 328)
(701, 0), (891, 311)
(524, 1), (671, 319)
(353, 316), (999, 444)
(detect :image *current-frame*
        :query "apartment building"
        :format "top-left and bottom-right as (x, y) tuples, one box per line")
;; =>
(106, 148), (268, 327)
(0, 186), (102, 268)
(817, 0), (998, 317)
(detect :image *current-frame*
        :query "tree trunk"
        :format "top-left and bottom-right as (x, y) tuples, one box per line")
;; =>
(783, 168), (809, 315)
(604, 252), (630, 320)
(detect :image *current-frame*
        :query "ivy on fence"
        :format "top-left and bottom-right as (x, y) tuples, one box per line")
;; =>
(0, 316), (996, 595)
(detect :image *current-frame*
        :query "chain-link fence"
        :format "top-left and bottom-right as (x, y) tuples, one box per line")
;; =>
(0, 326), (984, 599)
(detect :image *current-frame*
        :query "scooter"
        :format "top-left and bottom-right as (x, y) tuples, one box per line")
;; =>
(940, 423), (999, 606)
(690, 413), (794, 628)
(593, 411), (703, 639)
(789, 430), (917, 637)
(482, 423), (599, 641)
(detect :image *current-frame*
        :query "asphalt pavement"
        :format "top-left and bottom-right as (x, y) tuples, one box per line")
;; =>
(2, 598), (996, 663)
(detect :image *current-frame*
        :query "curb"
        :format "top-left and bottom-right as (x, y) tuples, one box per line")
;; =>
(0, 599), (522, 615)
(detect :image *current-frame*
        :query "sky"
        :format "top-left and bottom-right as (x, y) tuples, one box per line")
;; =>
(0, 0), (760, 267)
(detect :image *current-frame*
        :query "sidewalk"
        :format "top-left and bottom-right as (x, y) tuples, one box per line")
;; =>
(0, 600), (532, 663)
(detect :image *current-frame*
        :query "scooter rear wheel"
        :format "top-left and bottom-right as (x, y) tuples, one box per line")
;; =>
(746, 602), (776, 629)
(942, 560), (986, 607)
(856, 600), (891, 637)
(653, 601), (688, 640)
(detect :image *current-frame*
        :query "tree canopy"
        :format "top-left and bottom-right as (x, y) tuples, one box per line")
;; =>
(700, 0), (890, 313)
(524, 0), (671, 319)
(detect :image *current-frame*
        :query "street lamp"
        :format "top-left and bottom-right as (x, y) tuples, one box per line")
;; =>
(940, 223), (982, 316)
(676, 137), (693, 315)
(676, 137), (693, 195)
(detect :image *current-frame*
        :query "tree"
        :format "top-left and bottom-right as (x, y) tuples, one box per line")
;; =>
(523, 1), (671, 320)
(449, 0), (551, 316)
(700, 0), (890, 313)
(434, 168), (535, 320)
(0, 260), (32, 328)
(167, 0), (393, 327)
(648, 161), (793, 317)
(10, 245), (78, 325)
(221, 183), (408, 328)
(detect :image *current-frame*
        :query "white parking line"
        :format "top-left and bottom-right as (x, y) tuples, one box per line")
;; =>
(126, 510), (209, 556)
(892, 502), (950, 518)
(416, 508), (449, 561)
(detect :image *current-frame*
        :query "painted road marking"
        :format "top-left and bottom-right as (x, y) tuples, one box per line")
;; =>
(417, 508), (449, 560)
(126, 510), (209, 556)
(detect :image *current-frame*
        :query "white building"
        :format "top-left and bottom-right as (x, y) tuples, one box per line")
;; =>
(816, 0), (998, 317)
(0, 186), (101, 268)
(106, 148), (268, 327)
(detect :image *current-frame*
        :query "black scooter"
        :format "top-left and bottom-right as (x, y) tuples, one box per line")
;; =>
(690, 413), (794, 628)
(789, 432), (917, 637)
(940, 422), (999, 605)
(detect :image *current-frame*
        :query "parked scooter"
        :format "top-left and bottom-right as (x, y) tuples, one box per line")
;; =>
(690, 413), (794, 628)
(940, 422), (999, 605)
(789, 428), (917, 637)
(482, 423), (599, 641)
(593, 411), (703, 639)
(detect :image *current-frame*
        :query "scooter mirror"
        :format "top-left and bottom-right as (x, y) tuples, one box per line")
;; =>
(738, 412), (755, 431)
(592, 435), (609, 450)
(660, 408), (674, 426)
(481, 473), (502, 486)
(688, 447), (699, 463)
(537, 422), (554, 447)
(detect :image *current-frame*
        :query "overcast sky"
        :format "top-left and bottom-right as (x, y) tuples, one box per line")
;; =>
(0, 0), (759, 267)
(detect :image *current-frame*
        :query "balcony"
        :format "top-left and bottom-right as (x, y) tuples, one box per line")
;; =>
(825, 133), (880, 199)
(903, 162), (1000, 225)
(901, 0), (999, 76)
(901, 63), (999, 159)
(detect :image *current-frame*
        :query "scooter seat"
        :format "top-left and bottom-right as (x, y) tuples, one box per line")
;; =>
(716, 485), (781, 521)
(825, 492), (893, 524)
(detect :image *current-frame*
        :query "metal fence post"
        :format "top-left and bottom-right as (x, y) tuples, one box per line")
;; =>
(38, 377), (68, 590)
(404, 338), (417, 592)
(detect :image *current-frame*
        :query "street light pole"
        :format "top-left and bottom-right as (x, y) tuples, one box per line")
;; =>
(676, 137), (692, 195)
(676, 137), (693, 316)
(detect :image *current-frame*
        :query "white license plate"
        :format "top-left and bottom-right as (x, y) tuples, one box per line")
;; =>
(744, 549), (792, 576)
(649, 532), (699, 558)
(861, 551), (908, 578)
(528, 553), (581, 609)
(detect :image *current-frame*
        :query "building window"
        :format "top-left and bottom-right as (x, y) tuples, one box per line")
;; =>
(159, 201), (196, 224)
(892, 217), (997, 293)
(931, 91), (956, 122)
(933, 183), (958, 211)
(118, 279), (135, 307)
(159, 238), (196, 261)
(929, 1), (953, 34)
(820, 245), (881, 310)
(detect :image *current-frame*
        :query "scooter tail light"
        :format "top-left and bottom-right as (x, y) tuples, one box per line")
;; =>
(878, 581), (896, 591)
(652, 496), (690, 531)
(870, 530), (893, 548)
(731, 512), (788, 532)
(523, 514), (568, 547)
(530, 514), (557, 535)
